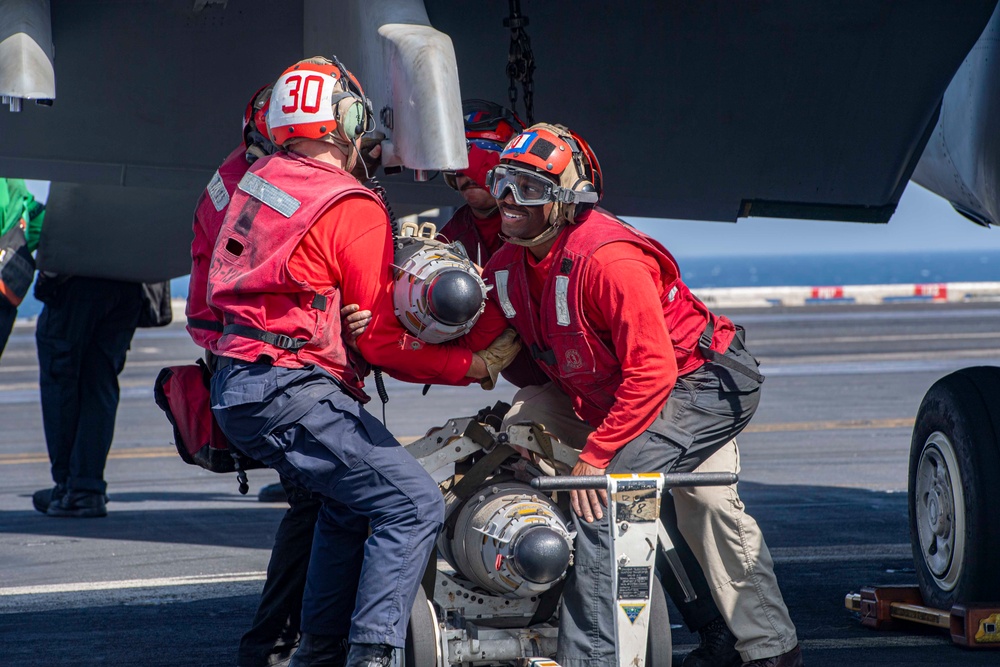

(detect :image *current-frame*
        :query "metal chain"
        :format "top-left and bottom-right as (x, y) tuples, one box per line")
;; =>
(504, 0), (535, 125)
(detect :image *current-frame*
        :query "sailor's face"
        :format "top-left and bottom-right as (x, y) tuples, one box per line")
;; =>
(499, 191), (551, 241)
(455, 173), (496, 212)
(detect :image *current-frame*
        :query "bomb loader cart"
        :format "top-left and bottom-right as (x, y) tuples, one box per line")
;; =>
(401, 404), (737, 666)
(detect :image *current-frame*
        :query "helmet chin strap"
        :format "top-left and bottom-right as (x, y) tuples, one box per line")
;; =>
(502, 220), (564, 247)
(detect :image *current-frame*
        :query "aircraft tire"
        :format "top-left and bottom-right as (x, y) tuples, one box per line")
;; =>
(908, 367), (1000, 609)
(405, 585), (440, 667)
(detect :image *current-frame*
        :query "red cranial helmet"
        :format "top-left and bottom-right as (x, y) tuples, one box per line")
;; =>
(243, 84), (275, 157)
(488, 122), (602, 228)
(444, 100), (525, 190)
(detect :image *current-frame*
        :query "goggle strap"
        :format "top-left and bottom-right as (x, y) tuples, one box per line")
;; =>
(552, 185), (599, 205)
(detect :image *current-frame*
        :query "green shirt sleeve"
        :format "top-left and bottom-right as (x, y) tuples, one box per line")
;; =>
(25, 206), (45, 252)
(0, 178), (45, 252)
(0, 179), (12, 236)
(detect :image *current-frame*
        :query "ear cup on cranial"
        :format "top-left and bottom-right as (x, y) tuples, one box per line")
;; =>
(333, 94), (366, 141)
(571, 178), (597, 220)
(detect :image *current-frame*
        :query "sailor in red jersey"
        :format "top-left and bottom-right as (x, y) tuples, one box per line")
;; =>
(480, 124), (803, 667)
(438, 100), (524, 266)
(442, 106), (744, 664)
(186, 84), (370, 359)
(185, 84), (374, 667)
(207, 57), (513, 667)
(438, 100), (549, 390)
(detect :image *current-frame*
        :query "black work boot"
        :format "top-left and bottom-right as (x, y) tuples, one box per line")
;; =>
(32, 484), (67, 514)
(287, 634), (348, 667)
(46, 490), (108, 518)
(343, 644), (396, 667)
(683, 617), (741, 667)
(742, 644), (803, 667)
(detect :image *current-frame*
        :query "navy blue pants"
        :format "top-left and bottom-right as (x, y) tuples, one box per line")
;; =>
(211, 363), (444, 648)
(36, 277), (141, 495)
(238, 476), (320, 667)
(0, 295), (16, 359)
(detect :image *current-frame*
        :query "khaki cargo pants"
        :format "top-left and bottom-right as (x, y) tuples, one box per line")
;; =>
(503, 348), (797, 663)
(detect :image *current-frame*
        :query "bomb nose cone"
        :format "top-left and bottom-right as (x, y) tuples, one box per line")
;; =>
(427, 270), (483, 325)
(511, 526), (571, 584)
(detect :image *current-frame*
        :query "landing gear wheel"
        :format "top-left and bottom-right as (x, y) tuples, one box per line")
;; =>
(647, 577), (672, 663)
(909, 368), (1000, 609)
(405, 585), (441, 667)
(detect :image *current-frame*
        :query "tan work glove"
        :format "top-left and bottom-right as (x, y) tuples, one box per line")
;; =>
(474, 328), (522, 390)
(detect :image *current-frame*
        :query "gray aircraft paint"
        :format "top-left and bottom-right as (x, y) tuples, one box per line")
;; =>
(0, 0), (997, 280)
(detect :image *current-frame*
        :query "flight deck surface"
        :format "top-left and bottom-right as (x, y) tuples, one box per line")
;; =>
(2, 302), (999, 666)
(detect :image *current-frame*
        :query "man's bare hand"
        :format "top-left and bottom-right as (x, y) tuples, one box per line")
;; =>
(569, 460), (608, 523)
(466, 352), (489, 379)
(341, 303), (371, 352)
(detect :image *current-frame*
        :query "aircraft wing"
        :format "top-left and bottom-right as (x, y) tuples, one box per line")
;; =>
(0, 0), (996, 280)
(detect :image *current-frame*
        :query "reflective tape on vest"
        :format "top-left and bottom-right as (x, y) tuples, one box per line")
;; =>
(555, 275), (570, 326)
(238, 171), (301, 218)
(207, 170), (230, 212)
(494, 270), (517, 318)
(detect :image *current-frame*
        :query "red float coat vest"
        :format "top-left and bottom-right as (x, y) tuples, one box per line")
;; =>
(438, 205), (502, 266)
(439, 205), (549, 388)
(208, 151), (380, 402)
(186, 145), (249, 351)
(483, 209), (735, 425)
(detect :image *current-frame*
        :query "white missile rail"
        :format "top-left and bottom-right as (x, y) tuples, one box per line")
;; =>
(404, 409), (736, 666)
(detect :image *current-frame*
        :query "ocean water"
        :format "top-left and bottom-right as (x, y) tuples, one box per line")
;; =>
(13, 250), (1000, 321)
(677, 250), (1000, 289)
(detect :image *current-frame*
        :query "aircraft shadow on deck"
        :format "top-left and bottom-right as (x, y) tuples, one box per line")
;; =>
(2, 483), (996, 666)
(0, 483), (908, 550)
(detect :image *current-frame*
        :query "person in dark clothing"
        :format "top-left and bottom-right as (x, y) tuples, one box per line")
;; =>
(32, 275), (143, 518)
(239, 479), (321, 667)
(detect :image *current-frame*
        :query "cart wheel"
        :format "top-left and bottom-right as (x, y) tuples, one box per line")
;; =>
(405, 585), (440, 667)
(647, 576), (672, 663)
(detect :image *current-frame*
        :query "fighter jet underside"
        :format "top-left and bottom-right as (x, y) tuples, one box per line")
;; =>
(0, 0), (997, 281)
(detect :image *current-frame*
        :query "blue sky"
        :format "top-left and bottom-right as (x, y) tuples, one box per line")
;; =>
(629, 182), (1000, 258)
(25, 180), (1000, 259)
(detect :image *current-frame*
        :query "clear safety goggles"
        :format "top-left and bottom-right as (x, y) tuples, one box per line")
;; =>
(486, 163), (598, 206)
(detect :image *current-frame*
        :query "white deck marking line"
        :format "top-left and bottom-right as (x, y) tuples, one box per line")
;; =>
(0, 419), (912, 467)
(757, 331), (1000, 345)
(0, 544), (912, 599)
(0, 571), (267, 597)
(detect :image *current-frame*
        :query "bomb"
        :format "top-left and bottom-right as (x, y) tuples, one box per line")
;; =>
(439, 481), (574, 598)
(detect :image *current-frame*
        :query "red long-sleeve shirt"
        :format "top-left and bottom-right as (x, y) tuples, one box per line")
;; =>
(522, 241), (678, 468)
(287, 194), (506, 386)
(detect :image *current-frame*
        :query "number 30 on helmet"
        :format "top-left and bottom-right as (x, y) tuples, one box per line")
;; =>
(267, 56), (374, 147)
